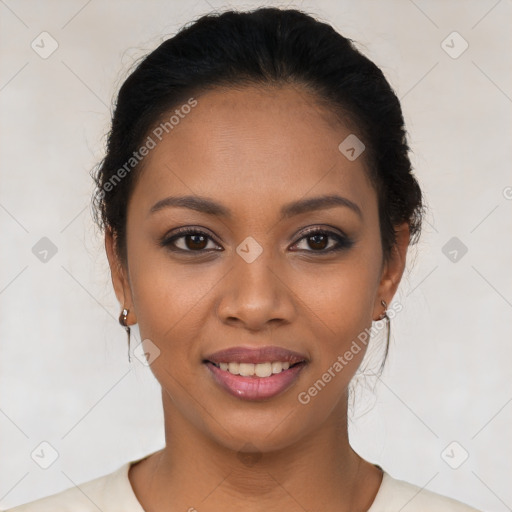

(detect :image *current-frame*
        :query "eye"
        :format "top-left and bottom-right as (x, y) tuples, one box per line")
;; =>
(159, 226), (353, 255)
(160, 227), (222, 252)
(291, 227), (353, 253)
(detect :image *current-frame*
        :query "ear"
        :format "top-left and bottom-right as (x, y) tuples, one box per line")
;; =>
(373, 222), (409, 320)
(105, 228), (136, 325)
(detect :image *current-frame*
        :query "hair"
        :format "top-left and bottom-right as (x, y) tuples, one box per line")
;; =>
(91, 6), (424, 377)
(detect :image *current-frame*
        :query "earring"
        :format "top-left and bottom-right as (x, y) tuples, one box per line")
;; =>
(118, 308), (131, 363)
(378, 299), (388, 321)
(377, 299), (390, 360)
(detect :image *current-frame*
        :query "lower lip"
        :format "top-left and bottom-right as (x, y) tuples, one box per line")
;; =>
(205, 362), (306, 401)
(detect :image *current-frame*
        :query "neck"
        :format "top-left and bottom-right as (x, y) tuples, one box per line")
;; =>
(130, 390), (382, 512)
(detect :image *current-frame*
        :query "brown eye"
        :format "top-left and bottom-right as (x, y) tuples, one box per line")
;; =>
(306, 233), (329, 251)
(184, 233), (208, 250)
(160, 228), (221, 252)
(292, 228), (353, 253)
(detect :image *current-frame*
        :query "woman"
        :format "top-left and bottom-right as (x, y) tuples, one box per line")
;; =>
(5, 7), (481, 512)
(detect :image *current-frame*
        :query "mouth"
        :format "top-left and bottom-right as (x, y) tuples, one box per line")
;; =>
(203, 346), (308, 401)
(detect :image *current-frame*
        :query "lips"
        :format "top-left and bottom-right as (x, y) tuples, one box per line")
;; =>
(203, 345), (308, 401)
(204, 346), (308, 365)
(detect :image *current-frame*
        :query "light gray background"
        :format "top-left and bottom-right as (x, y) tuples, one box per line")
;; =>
(1, 0), (510, 510)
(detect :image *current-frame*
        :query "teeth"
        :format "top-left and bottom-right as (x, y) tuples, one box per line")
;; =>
(214, 361), (295, 377)
(255, 362), (272, 377)
(273, 361), (289, 373)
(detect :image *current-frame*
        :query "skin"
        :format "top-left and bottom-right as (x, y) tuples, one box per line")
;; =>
(105, 84), (409, 512)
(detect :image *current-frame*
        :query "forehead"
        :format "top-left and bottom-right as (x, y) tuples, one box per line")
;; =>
(130, 85), (375, 220)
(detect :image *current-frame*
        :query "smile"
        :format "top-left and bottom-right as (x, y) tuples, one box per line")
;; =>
(204, 360), (307, 401)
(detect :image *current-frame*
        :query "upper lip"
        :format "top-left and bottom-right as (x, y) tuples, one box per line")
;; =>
(204, 346), (308, 365)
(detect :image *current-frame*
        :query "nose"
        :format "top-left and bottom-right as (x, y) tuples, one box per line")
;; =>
(216, 250), (296, 332)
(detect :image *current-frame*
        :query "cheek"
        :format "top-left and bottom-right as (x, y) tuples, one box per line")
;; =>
(304, 257), (381, 339)
(126, 243), (234, 380)
(130, 261), (214, 348)
(296, 253), (382, 398)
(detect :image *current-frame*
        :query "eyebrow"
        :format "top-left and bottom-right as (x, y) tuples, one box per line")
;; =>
(149, 194), (362, 219)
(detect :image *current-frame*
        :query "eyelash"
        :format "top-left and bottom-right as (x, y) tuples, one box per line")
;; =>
(159, 226), (354, 255)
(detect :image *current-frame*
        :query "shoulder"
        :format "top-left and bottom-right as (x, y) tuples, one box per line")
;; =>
(2, 460), (144, 512)
(368, 470), (482, 512)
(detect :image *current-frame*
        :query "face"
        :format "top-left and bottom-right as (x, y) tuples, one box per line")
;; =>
(106, 85), (408, 453)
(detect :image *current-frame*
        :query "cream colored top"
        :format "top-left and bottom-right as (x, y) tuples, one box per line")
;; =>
(4, 455), (481, 512)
